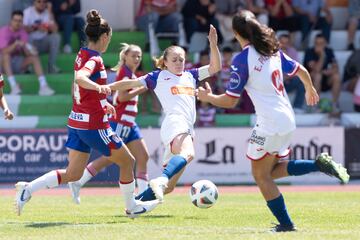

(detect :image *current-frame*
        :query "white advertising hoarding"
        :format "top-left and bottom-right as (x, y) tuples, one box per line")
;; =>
(143, 127), (344, 185)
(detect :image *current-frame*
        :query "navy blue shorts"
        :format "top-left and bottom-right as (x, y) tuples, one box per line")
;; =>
(65, 126), (124, 156)
(109, 122), (142, 144)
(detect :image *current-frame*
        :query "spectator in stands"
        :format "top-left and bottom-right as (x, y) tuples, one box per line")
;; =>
(23, 0), (61, 73)
(0, 73), (14, 120)
(293, 0), (332, 49)
(215, 0), (268, 44)
(194, 50), (218, 91)
(196, 101), (216, 127)
(136, 0), (182, 50)
(12, 0), (33, 12)
(265, 0), (298, 38)
(0, 10), (54, 95)
(218, 46), (233, 93)
(182, 0), (223, 43)
(347, 0), (360, 50)
(50, 0), (86, 54)
(279, 34), (305, 113)
(343, 49), (360, 111)
(304, 33), (341, 113)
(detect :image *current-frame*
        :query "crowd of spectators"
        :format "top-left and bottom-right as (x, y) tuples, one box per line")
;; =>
(1, 0), (359, 117)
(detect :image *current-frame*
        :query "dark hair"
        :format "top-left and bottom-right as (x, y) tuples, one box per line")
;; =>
(222, 46), (233, 53)
(11, 10), (23, 18)
(232, 10), (279, 56)
(315, 33), (326, 40)
(85, 9), (111, 42)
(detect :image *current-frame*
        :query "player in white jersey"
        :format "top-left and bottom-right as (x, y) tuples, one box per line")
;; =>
(108, 25), (221, 203)
(0, 73), (14, 120)
(198, 10), (349, 232)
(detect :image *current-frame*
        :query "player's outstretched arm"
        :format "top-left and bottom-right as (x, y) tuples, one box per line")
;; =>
(207, 25), (221, 75)
(75, 70), (111, 94)
(109, 79), (144, 92)
(0, 88), (14, 120)
(295, 64), (319, 106)
(197, 82), (238, 108)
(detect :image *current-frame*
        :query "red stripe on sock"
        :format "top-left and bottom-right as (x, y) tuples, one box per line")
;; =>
(86, 163), (97, 177)
(56, 170), (62, 184)
(119, 180), (134, 185)
(136, 172), (148, 181)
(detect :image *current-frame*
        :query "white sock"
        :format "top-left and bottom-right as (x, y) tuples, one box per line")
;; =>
(136, 178), (148, 194)
(8, 76), (16, 87)
(119, 180), (136, 210)
(78, 168), (94, 187)
(27, 170), (60, 196)
(38, 75), (47, 87)
(158, 176), (169, 185)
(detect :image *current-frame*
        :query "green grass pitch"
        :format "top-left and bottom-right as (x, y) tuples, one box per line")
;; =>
(1, 191), (360, 240)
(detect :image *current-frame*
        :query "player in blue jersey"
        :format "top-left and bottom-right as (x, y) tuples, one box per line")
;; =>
(197, 10), (350, 232)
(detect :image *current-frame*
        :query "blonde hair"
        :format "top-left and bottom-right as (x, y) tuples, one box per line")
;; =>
(153, 45), (185, 70)
(112, 43), (142, 73)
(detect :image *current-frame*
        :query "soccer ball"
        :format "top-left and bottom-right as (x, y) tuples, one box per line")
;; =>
(189, 180), (218, 209)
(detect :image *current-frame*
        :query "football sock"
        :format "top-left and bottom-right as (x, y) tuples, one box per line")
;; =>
(119, 180), (136, 210)
(135, 187), (156, 201)
(267, 194), (293, 226)
(7, 76), (16, 87)
(78, 164), (97, 186)
(136, 171), (149, 194)
(27, 170), (62, 196)
(161, 155), (187, 179)
(287, 160), (319, 176)
(38, 75), (47, 87)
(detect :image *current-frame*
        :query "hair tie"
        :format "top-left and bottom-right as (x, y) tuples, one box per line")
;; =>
(245, 15), (251, 22)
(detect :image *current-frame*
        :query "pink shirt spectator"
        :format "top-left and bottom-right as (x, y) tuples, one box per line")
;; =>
(0, 25), (28, 55)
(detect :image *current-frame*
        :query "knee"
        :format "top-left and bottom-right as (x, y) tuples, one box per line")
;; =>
(65, 171), (83, 182)
(252, 170), (270, 185)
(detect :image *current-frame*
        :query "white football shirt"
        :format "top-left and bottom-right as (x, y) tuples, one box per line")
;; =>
(226, 45), (300, 135)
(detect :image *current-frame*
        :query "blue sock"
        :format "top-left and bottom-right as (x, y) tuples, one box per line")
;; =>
(135, 187), (156, 201)
(161, 155), (187, 179)
(287, 160), (319, 176)
(267, 194), (293, 226)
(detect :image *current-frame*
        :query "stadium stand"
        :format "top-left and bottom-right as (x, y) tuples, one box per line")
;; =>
(1, 0), (359, 129)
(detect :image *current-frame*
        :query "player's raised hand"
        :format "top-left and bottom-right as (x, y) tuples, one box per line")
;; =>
(305, 85), (319, 106)
(4, 108), (14, 120)
(208, 24), (218, 46)
(197, 82), (213, 102)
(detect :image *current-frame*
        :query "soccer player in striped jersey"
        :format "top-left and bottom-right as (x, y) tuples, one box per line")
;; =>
(197, 10), (350, 232)
(0, 73), (14, 120)
(14, 10), (158, 218)
(107, 25), (221, 204)
(68, 44), (151, 203)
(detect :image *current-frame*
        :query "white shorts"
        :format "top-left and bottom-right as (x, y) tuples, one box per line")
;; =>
(246, 129), (293, 160)
(160, 114), (194, 165)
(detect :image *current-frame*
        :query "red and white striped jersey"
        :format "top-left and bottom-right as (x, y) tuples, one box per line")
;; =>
(68, 47), (110, 130)
(0, 74), (4, 88)
(109, 65), (139, 127)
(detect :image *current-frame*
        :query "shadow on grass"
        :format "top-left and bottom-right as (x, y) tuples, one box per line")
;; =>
(25, 222), (70, 228)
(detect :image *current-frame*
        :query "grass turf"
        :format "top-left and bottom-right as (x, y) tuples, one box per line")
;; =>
(0, 191), (359, 240)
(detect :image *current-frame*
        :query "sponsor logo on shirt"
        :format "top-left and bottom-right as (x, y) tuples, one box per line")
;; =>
(229, 72), (241, 90)
(170, 86), (195, 96)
